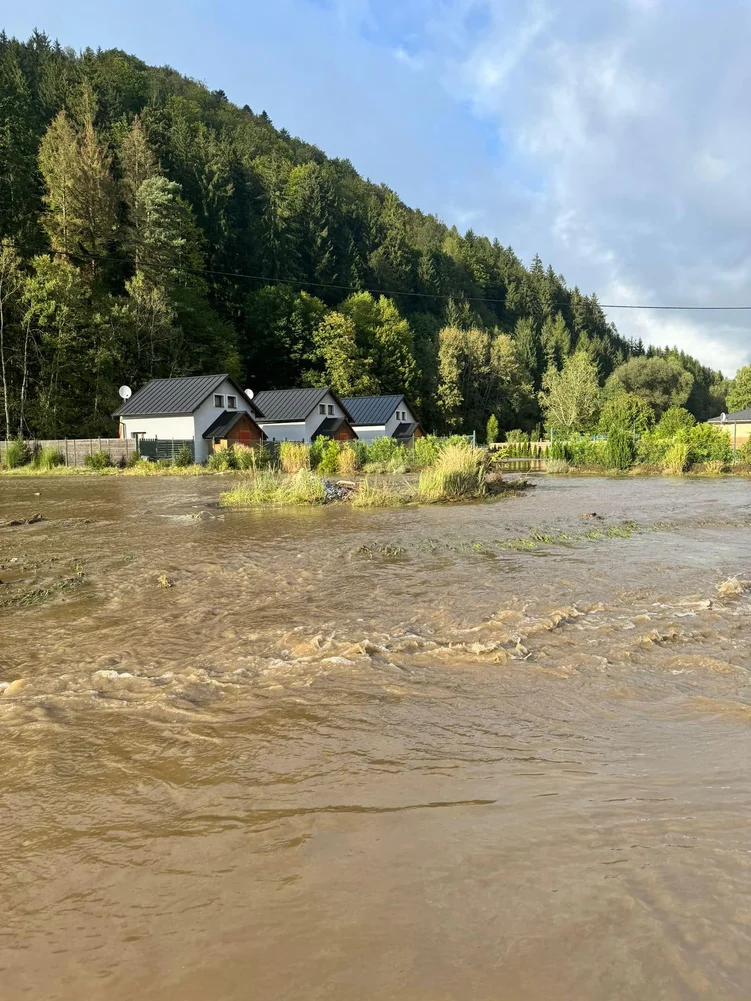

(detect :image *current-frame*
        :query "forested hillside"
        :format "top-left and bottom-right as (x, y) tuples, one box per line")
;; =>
(0, 31), (728, 438)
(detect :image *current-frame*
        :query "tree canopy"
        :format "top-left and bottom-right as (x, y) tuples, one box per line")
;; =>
(0, 31), (729, 438)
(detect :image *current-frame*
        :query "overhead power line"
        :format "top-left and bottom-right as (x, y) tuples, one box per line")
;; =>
(54, 249), (751, 311)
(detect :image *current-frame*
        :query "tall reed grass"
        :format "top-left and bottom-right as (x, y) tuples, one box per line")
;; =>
(418, 444), (488, 501)
(220, 469), (325, 507)
(279, 441), (310, 473)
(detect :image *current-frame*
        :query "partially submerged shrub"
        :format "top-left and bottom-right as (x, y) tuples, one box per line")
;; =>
(280, 441), (310, 473)
(546, 458), (571, 474)
(663, 441), (690, 474)
(33, 445), (63, 471)
(308, 436), (329, 469)
(418, 444), (487, 501)
(4, 438), (30, 469)
(233, 443), (259, 470)
(604, 428), (634, 470)
(85, 450), (113, 470)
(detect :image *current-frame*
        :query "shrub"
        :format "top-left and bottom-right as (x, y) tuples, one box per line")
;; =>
(280, 441), (310, 473)
(505, 429), (527, 444)
(337, 445), (359, 476)
(368, 436), (401, 463)
(663, 441), (690, 474)
(686, 423), (732, 463)
(548, 439), (570, 461)
(486, 414), (499, 445)
(418, 444), (487, 501)
(33, 446), (63, 471)
(126, 449), (142, 468)
(173, 443), (193, 467)
(85, 450), (113, 470)
(604, 428), (635, 470)
(656, 407), (696, 437)
(413, 434), (440, 468)
(156, 458), (173, 470)
(318, 439), (341, 475)
(233, 443), (258, 470)
(546, 458), (571, 474)
(444, 434), (473, 448)
(308, 436), (330, 468)
(347, 440), (369, 468)
(4, 438), (30, 469)
(207, 444), (237, 471)
(636, 429), (672, 465)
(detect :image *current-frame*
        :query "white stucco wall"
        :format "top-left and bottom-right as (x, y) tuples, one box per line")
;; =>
(119, 414), (195, 442)
(304, 392), (347, 439)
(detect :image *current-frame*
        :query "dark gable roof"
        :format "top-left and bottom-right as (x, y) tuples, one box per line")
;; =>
(254, 387), (353, 422)
(393, 422), (421, 440)
(343, 394), (404, 426)
(708, 408), (751, 424)
(113, 374), (261, 418)
(202, 410), (266, 440)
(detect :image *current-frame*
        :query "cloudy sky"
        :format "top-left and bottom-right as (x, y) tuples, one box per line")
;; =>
(5, 0), (751, 373)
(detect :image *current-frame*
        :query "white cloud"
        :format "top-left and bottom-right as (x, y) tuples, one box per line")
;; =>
(419, 0), (751, 374)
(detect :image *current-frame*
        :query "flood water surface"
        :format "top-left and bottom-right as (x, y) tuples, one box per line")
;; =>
(2, 474), (751, 1000)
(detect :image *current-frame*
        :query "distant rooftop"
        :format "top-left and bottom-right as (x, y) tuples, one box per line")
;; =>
(113, 374), (260, 417)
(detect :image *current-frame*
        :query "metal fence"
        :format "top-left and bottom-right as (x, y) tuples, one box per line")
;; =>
(138, 439), (195, 463)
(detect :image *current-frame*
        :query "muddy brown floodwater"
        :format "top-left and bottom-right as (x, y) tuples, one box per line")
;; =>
(1, 474), (751, 1000)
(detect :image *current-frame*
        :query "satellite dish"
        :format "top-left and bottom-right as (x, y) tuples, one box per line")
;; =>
(721, 412), (727, 423)
(119, 385), (132, 400)
(245, 388), (254, 400)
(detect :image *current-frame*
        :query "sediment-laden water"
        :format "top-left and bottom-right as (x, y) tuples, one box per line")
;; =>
(1, 474), (751, 1000)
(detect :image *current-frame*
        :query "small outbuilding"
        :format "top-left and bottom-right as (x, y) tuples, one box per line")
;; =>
(342, 394), (423, 444)
(113, 374), (265, 462)
(706, 409), (751, 446)
(252, 387), (357, 442)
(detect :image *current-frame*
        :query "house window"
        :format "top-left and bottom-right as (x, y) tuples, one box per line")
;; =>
(319, 403), (326, 415)
(227, 395), (237, 409)
(328, 404), (334, 415)
(214, 394), (224, 408)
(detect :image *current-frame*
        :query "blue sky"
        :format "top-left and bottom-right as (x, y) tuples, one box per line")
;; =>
(5, 0), (751, 373)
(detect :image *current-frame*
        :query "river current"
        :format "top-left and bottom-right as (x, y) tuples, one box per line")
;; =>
(1, 474), (750, 1000)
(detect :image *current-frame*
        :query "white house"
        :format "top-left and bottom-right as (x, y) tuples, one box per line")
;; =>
(113, 374), (265, 462)
(342, 394), (423, 444)
(707, 408), (751, 446)
(252, 387), (357, 442)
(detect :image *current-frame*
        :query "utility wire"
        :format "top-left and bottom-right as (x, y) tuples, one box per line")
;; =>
(54, 249), (751, 311)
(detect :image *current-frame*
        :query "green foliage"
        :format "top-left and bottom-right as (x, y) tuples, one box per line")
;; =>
(726, 365), (751, 412)
(413, 434), (440, 468)
(279, 441), (310, 473)
(418, 444), (487, 501)
(598, 392), (653, 434)
(173, 443), (193, 467)
(317, 439), (341, 475)
(207, 445), (237, 471)
(606, 356), (694, 416)
(347, 440), (370, 469)
(656, 407), (696, 437)
(33, 446), (64, 470)
(604, 428), (635, 470)
(685, 423), (732, 463)
(486, 414), (499, 445)
(220, 469), (325, 506)
(367, 436), (402, 464)
(540, 352), (601, 434)
(4, 438), (30, 468)
(663, 442), (690, 475)
(84, 450), (113, 469)
(505, 429), (527, 443)
(308, 436), (329, 469)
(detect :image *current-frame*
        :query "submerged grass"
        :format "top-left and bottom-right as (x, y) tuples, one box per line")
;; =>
(220, 469), (326, 507)
(351, 477), (412, 508)
(418, 444), (487, 502)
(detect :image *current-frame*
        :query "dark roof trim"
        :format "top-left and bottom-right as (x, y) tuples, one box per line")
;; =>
(311, 417), (355, 440)
(393, 421), (422, 440)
